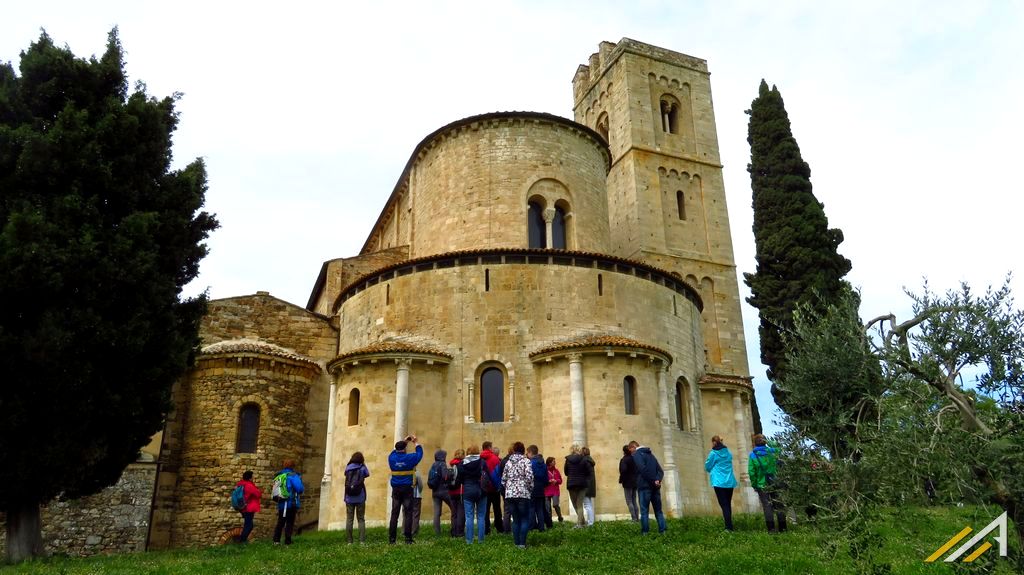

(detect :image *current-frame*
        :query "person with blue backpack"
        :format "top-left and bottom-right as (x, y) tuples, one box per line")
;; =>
(232, 470), (261, 543)
(272, 458), (304, 545)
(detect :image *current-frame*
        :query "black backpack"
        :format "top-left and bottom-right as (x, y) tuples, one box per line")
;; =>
(427, 461), (447, 490)
(345, 466), (365, 497)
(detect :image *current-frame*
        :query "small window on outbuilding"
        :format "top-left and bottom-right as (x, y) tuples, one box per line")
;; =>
(480, 367), (505, 423)
(348, 388), (361, 426)
(236, 403), (260, 453)
(623, 376), (638, 415)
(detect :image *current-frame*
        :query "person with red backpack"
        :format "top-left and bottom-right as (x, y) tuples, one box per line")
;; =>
(343, 452), (370, 543)
(233, 470), (261, 543)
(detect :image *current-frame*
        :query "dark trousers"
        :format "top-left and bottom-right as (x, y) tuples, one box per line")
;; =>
(485, 490), (504, 533)
(389, 485), (414, 543)
(756, 488), (787, 532)
(714, 486), (734, 531)
(273, 505), (298, 544)
(623, 486), (639, 521)
(531, 495), (549, 530)
(239, 511), (255, 542)
(509, 497), (532, 546)
(449, 493), (465, 536)
(432, 492), (455, 535)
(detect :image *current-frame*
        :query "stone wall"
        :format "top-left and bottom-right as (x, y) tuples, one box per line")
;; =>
(201, 293), (337, 360)
(0, 463), (156, 557)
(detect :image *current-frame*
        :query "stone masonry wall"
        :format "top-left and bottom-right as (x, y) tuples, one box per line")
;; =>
(0, 463), (156, 557)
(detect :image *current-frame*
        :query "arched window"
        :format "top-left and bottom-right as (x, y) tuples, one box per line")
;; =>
(675, 380), (688, 430)
(528, 201), (546, 248)
(552, 206), (567, 249)
(480, 367), (505, 422)
(623, 376), (638, 415)
(676, 190), (685, 220)
(348, 388), (360, 426)
(236, 403), (260, 454)
(596, 111), (609, 143)
(661, 96), (679, 134)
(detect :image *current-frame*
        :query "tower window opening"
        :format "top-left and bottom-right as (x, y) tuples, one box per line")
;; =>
(485, 269), (490, 292)
(348, 388), (361, 426)
(623, 376), (638, 415)
(386, 284), (390, 305)
(552, 206), (567, 249)
(676, 190), (685, 220)
(598, 273), (603, 296)
(661, 99), (678, 134)
(528, 201), (546, 248)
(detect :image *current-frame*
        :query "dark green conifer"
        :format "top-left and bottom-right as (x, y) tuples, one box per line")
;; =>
(744, 80), (851, 403)
(0, 30), (217, 562)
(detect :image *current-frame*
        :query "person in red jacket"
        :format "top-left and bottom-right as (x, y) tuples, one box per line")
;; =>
(480, 441), (504, 534)
(236, 470), (262, 543)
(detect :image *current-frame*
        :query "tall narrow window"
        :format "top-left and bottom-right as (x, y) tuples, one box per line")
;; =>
(552, 206), (567, 249)
(676, 378), (692, 431)
(386, 284), (391, 305)
(480, 367), (505, 422)
(485, 269), (490, 292)
(528, 201), (546, 248)
(661, 99), (678, 133)
(348, 388), (361, 426)
(236, 403), (260, 453)
(598, 273), (603, 296)
(676, 190), (685, 220)
(596, 112), (610, 144)
(623, 376), (638, 415)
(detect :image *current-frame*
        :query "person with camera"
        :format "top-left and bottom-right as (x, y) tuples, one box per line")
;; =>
(388, 434), (424, 544)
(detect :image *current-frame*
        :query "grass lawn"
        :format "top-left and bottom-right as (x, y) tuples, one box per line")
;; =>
(2, 506), (1018, 574)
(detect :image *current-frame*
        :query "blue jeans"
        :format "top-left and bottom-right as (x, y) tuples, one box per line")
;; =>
(239, 511), (254, 542)
(508, 497), (532, 546)
(463, 497), (487, 543)
(638, 488), (666, 534)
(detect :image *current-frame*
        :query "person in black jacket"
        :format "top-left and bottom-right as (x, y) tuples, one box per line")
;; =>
(619, 444), (639, 522)
(563, 444), (592, 528)
(629, 440), (666, 534)
(457, 445), (488, 544)
(527, 445), (549, 530)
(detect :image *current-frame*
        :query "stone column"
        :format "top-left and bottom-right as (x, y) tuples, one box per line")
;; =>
(657, 362), (681, 516)
(508, 376), (517, 422)
(568, 353), (587, 446)
(319, 376), (338, 529)
(733, 391), (758, 511)
(394, 358), (412, 441)
(543, 207), (556, 249)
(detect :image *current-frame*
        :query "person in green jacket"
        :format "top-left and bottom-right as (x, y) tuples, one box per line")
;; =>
(748, 434), (786, 532)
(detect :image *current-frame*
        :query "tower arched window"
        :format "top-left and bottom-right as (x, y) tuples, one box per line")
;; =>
(675, 379), (688, 430)
(236, 403), (260, 454)
(528, 201), (546, 249)
(661, 96), (679, 134)
(480, 367), (505, 423)
(348, 388), (361, 426)
(552, 206), (567, 249)
(596, 111), (610, 144)
(623, 376), (638, 415)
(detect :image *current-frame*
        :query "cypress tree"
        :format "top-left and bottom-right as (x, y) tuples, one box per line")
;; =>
(743, 80), (852, 403)
(0, 30), (217, 562)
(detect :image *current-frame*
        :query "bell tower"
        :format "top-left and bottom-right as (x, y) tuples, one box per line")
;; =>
(572, 39), (752, 387)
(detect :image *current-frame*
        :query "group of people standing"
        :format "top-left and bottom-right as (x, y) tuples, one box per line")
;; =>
(234, 433), (785, 545)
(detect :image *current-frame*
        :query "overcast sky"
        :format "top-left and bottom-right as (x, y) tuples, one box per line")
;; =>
(4, 1), (1022, 435)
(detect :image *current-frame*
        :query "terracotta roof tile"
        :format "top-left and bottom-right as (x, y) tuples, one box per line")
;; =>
(530, 335), (671, 361)
(200, 339), (319, 367)
(699, 373), (754, 387)
(334, 341), (453, 362)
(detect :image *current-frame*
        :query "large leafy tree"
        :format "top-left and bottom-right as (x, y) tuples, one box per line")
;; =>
(0, 30), (217, 562)
(744, 79), (852, 403)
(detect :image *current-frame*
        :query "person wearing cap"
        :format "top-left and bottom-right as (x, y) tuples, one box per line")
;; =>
(388, 435), (424, 544)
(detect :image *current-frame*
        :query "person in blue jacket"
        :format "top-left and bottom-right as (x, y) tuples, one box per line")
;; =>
(629, 440), (666, 534)
(388, 434), (424, 544)
(704, 435), (738, 531)
(272, 458), (305, 545)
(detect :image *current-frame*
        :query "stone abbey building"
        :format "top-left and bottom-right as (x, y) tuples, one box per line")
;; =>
(1, 38), (760, 553)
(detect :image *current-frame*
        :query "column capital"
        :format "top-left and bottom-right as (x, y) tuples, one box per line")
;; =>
(566, 352), (583, 364)
(542, 207), (556, 223)
(395, 357), (412, 370)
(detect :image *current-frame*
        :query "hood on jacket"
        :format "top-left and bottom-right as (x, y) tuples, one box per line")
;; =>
(435, 449), (447, 462)
(713, 444), (727, 451)
(565, 453), (583, 464)
(344, 463), (363, 472)
(636, 446), (653, 455)
(462, 454), (481, 463)
(752, 445), (774, 457)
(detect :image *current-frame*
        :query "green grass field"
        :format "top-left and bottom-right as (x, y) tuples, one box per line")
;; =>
(2, 506), (1018, 574)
